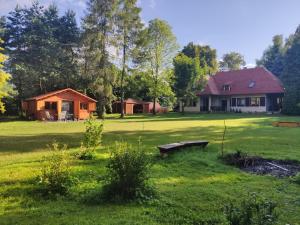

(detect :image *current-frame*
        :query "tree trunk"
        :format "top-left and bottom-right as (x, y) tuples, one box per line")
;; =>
(153, 97), (156, 115)
(120, 34), (126, 119)
(181, 99), (185, 115)
(97, 96), (105, 119)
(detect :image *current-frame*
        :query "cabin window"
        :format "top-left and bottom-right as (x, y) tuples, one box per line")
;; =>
(45, 102), (57, 110)
(80, 103), (88, 110)
(45, 102), (51, 110)
(223, 85), (231, 91)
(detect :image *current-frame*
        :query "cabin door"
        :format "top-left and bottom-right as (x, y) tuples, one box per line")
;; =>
(62, 101), (74, 118)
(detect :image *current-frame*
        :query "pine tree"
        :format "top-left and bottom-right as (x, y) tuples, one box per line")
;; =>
(81, 0), (117, 118)
(282, 26), (300, 115)
(256, 35), (285, 78)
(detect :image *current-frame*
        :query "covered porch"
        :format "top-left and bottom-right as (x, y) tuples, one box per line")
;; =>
(200, 95), (230, 112)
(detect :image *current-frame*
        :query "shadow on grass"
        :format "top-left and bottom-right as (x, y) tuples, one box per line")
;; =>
(0, 132), (84, 153)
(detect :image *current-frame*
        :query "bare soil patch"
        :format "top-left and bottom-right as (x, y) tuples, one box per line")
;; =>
(223, 151), (300, 178)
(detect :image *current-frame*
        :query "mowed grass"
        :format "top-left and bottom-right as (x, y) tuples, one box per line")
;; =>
(0, 113), (300, 225)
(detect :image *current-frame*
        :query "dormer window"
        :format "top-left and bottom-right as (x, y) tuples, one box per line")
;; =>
(248, 81), (255, 88)
(223, 84), (231, 91)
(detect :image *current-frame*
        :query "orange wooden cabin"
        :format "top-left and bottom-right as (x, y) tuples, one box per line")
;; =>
(22, 88), (97, 120)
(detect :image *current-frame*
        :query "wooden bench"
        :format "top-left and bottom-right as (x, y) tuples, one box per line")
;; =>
(158, 140), (209, 155)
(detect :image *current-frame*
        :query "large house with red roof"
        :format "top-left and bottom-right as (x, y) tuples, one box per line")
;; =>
(184, 67), (284, 113)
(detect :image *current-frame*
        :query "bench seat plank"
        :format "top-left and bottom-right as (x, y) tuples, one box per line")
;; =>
(158, 140), (209, 154)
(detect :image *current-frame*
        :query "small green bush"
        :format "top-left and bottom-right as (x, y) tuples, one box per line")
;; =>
(224, 193), (278, 225)
(37, 141), (74, 196)
(77, 116), (103, 160)
(101, 140), (155, 202)
(292, 172), (300, 185)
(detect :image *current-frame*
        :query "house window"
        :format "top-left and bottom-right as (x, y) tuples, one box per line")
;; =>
(231, 98), (237, 107)
(80, 103), (88, 110)
(260, 97), (265, 106)
(45, 102), (57, 110)
(223, 85), (231, 91)
(237, 98), (246, 106)
(250, 97), (260, 106)
(248, 81), (255, 88)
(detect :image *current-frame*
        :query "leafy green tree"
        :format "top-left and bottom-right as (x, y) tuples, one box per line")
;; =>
(0, 39), (11, 113)
(220, 52), (246, 71)
(138, 19), (178, 115)
(256, 35), (285, 77)
(81, 0), (118, 118)
(4, 2), (80, 111)
(115, 0), (143, 118)
(182, 42), (218, 75)
(282, 26), (300, 115)
(173, 53), (202, 113)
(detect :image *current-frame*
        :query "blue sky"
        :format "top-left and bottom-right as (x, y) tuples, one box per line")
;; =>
(1, 0), (300, 65)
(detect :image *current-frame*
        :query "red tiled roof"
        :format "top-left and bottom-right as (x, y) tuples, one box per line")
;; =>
(25, 88), (97, 102)
(197, 67), (284, 96)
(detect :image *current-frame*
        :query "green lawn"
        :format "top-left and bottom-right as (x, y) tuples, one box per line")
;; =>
(0, 113), (300, 225)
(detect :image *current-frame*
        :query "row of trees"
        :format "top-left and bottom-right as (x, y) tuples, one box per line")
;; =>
(0, 0), (254, 117)
(257, 27), (300, 114)
(0, 0), (183, 117)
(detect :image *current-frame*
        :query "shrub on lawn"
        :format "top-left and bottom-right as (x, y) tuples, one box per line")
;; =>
(77, 116), (103, 160)
(292, 172), (300, 185)
(224, 193), (278, 225)
(101, 140), (155, 202)
(37, 141), (74, 196)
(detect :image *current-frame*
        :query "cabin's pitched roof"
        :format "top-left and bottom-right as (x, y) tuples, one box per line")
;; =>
(25, 88), (97, 102)
(197, 67), (284, 96)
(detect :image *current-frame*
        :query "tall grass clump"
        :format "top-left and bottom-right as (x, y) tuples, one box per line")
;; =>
(78, 116), (103, 160)
(101, 139), (155, 202)
(224, 193), (278, 225)
(37, 141), (74, 196)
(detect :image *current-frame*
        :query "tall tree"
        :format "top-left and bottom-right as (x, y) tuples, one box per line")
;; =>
(139, 19), (178, 115)
(256, 35), (285, 77)
(282, 26), (300, 115)
(182, 42), (218, 75)
(173, 53), (202, 113)
(0, 39), (11, 113)
(81, 0), (117, 118)
(220, 52), (246, 71)
(4, 2), (80, 110)
(116, 0), (143, 118)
